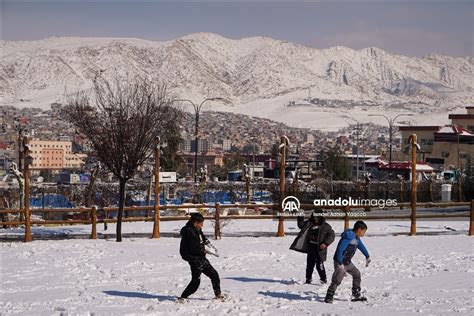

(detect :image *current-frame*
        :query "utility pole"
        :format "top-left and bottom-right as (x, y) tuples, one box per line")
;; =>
(457, 133), (462, 201)
(253, 138), (257, 180)
(152, 137), (161, 239)
(409, 134), (418, 236)
(277, 136), (289, 237)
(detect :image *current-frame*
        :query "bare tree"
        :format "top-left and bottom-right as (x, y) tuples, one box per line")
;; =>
(64, 76), (181, 241)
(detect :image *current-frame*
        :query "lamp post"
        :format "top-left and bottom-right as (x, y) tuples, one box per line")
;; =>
(368, 114), (413, 179)
(152, 137), (161, 238)
(173, 98), (223, 183)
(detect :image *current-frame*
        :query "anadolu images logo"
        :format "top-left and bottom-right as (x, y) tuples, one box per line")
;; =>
(281, 196), (301, 213)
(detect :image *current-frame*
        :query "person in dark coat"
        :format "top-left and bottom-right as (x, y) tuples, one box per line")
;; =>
(290, 212), (335, 284)
(178, 213), (225, 301)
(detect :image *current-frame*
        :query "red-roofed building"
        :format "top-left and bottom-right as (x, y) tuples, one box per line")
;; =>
(448, 107), (474, 132)
(378, 161), (434, 181)
(399, 107), (474, 169)
(430, 125), (474, 168)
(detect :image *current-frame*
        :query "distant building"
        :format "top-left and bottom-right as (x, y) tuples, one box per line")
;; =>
(180, 138), (214, 153)
(399, 107), (474, 169)
(449, 107), (474, 131)
(0, 149), (14, 171)
(180, 139), (192, 152)
(222, 139), (232, 151)
(29, 139), (87, 170)
(430, 126), (474, 169)
(180, 152), (224, 175)
(399, 126), (440, 158)
(305, 133), (315, 145)
(337, 135), (349, 145)
(192, 139), (213, 153)
(378, 161), (434, 182)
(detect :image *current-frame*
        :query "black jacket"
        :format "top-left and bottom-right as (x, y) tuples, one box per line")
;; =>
(289, 216), (335, 261)
(180, 221), (208, 262)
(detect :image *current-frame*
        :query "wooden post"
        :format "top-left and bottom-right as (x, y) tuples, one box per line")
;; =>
(152, 137), (161, 239)
(343, 205), (350, 230)
(91, 206), (97, 239)
(214, 203), (221, 240)
(23, 136), (32, 242)
(469, 200), (474, 236)
(277, 136), (287, 237)
(409, 134), (417, 236)
(146, 167), (153, 218)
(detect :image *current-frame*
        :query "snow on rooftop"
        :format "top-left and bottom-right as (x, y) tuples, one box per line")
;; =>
(437, 125), (474, 136)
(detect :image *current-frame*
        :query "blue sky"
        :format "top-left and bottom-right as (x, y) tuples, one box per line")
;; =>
(2, 0), (473, 57)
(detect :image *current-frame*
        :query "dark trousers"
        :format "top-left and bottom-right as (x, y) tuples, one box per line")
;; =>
(306, 244), (326, 281)
(181, 257), (221, 298)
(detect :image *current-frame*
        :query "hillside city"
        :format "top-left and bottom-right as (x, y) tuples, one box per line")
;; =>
(0, 103), (401, 181)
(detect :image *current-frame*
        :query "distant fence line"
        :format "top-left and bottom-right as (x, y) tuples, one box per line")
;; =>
(1, 201), (473, 241)
(0, 179), (463, 211)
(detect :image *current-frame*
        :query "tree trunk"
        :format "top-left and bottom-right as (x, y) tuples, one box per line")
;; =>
(116, 178), (126, 242)
(86, 166), (99, 207)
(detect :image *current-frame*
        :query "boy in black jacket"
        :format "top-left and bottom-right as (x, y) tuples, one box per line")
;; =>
(290, 212), (335, 284)
(178, 213), (225, 302)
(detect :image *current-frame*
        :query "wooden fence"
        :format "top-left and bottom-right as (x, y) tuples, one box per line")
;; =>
(1, 201), (473, 241)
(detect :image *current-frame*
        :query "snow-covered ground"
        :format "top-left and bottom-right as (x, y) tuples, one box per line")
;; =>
(211, 94), (455, 131)
(1, 220), (473, 315)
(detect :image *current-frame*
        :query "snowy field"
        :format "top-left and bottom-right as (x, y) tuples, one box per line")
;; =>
(1, 219), (473, 315)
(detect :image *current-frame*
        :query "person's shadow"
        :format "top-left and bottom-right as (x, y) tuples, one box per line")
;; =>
(258, 290), (346, 302)
(258, 291), (313, 301)
(225, 276), (298, 285)
(103, 290), (175, 301)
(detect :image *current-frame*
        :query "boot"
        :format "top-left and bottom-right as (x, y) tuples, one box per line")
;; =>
(351, 287), (367, 302)
(324, 290), (334, 303)
(175, 297), (188, 304)
(215, 293), (228, 301)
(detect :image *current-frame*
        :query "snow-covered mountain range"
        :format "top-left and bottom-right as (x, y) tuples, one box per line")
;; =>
(2, 33), (473, 130)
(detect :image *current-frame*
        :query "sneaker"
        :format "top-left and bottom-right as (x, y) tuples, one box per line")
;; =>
(305, 279), (312, 284)
(324, 290), (334, 304)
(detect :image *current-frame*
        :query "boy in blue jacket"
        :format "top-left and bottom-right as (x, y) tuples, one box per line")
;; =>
(324, 221), (371, 303)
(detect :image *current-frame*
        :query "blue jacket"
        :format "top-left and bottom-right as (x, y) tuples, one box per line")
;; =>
(333, 229), (369, 265)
